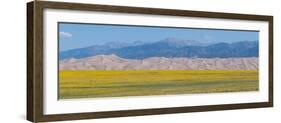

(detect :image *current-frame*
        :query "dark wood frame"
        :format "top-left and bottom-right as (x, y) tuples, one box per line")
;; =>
(27, 1), (273, 122)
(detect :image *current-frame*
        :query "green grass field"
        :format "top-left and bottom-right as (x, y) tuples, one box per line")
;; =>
(59, 70), (258, 99)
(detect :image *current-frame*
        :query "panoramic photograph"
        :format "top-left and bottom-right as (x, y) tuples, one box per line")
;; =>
(58, 23), (259, 99)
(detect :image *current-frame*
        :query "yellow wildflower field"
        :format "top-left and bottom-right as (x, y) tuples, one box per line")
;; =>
(59, 70), (258, 99)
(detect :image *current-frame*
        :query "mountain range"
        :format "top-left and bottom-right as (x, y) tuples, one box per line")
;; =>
(59, 38), (258, 60)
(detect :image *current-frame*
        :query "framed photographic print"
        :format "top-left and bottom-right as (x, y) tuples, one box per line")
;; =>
(27, 1), (273, 122)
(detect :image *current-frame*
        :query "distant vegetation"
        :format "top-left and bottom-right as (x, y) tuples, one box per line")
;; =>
(59, 70), (258, 99)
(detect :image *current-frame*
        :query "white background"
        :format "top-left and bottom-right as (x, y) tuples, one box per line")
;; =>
(0, 0), (280, 123)
(44, 8), (269, 114)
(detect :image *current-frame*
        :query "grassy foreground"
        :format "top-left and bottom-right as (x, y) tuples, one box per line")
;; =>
(59, 70), (258, 99)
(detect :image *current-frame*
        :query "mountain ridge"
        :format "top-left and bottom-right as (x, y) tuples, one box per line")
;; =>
(59, 39), (258, 60)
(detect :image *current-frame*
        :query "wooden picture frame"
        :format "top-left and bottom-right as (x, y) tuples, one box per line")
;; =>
(27, 1), (273, 122)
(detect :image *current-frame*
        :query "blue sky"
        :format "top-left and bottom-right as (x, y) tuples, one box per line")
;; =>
(59, 23), (259, 51)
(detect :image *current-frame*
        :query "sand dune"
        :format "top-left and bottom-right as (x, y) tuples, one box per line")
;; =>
(59, 54), (258, 70)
